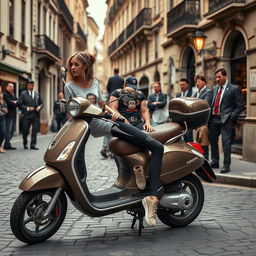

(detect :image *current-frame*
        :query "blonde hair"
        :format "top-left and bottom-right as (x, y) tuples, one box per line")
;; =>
(66, 51), (96, 82)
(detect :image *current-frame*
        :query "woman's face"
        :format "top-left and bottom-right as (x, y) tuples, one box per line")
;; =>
(196, 79), (206, 90)
(0, 86), (2, 93)
(69, 56), (86, 79)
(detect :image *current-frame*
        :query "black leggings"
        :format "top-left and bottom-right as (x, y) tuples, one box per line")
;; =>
(111, 121), (164, 196)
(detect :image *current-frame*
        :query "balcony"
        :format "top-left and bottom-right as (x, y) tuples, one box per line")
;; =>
(108, 8), (152, 56)
(35, 34), (60, 61)
(206, 0), (247, 20)
(57, 0), (74, 30)
(108, 0), (125, 24)
(167, 0), (200, 38)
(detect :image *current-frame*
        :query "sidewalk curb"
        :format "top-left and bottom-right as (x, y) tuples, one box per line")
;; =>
(214, 174), (256, 188)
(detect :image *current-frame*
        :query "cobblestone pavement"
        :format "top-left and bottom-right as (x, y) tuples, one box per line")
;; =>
(0, 134), (256, 256)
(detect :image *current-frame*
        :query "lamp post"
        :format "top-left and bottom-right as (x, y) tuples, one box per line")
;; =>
(193, 29), (216, 75)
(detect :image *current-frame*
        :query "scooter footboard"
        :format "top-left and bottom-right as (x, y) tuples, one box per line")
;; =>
(195, 159), (216, 183)
(19, 165), (66, 191)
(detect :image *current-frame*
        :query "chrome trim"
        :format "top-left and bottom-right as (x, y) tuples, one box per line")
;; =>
(166, 122), (188, 144)
(26, 166), (45, 180)
(169, 107), (210, 115)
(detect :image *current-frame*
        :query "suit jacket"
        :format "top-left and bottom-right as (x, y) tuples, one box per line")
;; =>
(192, 87), (213, 106)
(147, 92), (167, 115)
(210, 82), (244, 124)
(3, 91), (18, 119)
(18, 90), (43, 118)
(54, 100), (66, 116)
(176, 90), (192, 98)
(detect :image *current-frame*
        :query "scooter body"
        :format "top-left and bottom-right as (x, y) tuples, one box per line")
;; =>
(11, 96), (216, 244)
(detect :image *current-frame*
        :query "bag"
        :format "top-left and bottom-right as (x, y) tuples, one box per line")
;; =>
(50, 118), (57, 132)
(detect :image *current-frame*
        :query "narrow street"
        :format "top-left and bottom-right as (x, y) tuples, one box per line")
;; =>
(0, 134), (255, 256)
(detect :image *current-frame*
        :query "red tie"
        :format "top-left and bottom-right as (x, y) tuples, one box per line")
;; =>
(213, 86), (223, 115)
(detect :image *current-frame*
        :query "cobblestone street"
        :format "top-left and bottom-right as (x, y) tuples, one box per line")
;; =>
(0, 134), (256, 256)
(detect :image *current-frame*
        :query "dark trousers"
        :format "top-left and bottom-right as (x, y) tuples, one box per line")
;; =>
(0, 116), (6, 146)
(4, 117), (16, 147)
(208, 115), (233, 168)
(56, 114), (67, 131)
(22, 116), (39, 147)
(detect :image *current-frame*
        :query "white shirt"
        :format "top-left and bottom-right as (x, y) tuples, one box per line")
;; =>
(196, 86), (207, 98)
(181, 90), (189, 97)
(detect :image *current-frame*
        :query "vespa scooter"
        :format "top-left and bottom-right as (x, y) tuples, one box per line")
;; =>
(10, 88), (215, 244)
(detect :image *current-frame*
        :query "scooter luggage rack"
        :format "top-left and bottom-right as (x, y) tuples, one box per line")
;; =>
(127, 208), (145, 235)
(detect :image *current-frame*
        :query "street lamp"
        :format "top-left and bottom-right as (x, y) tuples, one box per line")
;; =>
(193, 29), (216, 56)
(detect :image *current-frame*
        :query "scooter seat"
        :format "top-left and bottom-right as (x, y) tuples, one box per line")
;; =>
(109, 122), (183, 156)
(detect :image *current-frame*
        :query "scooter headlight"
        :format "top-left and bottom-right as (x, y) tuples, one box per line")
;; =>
(67, 99), (81, 117)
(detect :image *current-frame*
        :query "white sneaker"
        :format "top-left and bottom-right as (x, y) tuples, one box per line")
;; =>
(142, 196), (158, 227)
(133, 165), (146, 190)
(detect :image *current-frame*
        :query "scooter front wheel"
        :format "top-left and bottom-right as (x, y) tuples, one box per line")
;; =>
(157, 174), (204, 228)
(10, 189), (67, 244)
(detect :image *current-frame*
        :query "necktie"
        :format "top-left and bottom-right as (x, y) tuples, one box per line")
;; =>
(213, 86), (223, 115)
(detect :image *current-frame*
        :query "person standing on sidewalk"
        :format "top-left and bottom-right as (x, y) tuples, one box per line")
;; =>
(3, 83), (18, 150)
(18, 79), (44, 150)
(100, 68), (124, 158)
(193, 75), (213, 160)
(0, 85), (8, 153)
(147, 82), (168, 127)
(53, 92), (67, 131)
(208, 68), (244, 173)
(176, 78), (193, 142)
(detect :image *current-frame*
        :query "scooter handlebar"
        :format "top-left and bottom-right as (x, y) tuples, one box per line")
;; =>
(104, 113), (125, 123)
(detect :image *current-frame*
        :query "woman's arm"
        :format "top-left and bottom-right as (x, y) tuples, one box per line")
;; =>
(98, 100), (123, 122)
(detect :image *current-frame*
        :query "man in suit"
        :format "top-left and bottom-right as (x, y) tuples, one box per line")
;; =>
(176, 78), (193, 142)
(193, 75), (213, 159)
(208, 68), (244, 173)
(53, 92), (67, 131)
(147, 82), (168, 126)
(18, 79), (43, 150)
(3, 82), (18, 150)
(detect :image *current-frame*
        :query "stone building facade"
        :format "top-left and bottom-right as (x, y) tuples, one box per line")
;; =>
(103, 0), (256, 162)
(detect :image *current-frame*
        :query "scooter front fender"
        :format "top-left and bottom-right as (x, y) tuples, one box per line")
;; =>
(19, 165), (66, 191)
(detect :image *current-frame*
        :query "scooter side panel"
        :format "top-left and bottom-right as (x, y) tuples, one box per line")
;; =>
(160, 141), (204, 184)
(19, 165), (66, 191)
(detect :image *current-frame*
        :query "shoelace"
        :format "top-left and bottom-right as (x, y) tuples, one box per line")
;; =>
(150, 203), (157, 218)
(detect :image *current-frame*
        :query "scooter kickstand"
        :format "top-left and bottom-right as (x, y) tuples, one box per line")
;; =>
(128, 209), (144, 235)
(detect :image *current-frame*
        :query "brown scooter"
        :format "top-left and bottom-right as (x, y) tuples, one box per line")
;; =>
(10, 94), (216, 244)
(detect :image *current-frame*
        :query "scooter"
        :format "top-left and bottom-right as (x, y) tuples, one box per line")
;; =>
(10, 91), (216, 244)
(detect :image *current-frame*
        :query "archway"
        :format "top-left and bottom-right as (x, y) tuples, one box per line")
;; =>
(223, 30), (247, 153)
(153, 70), (160, 82)
(139, 76), (149, 97)
(180, 46), (196, 90)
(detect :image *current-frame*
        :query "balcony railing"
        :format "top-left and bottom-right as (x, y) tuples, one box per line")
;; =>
(108, 0), (125, 23)
(167, 0), (200, 34)
(77, 23), (87, 45)
(108, 8), (152, 56)
(35, 34), (60, 58)
(208, 0), (246, 14)
(57, 0), (73, 28)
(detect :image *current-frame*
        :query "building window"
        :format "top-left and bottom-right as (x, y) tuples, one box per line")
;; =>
(21, 0), (26, 43)
(43, 8), (47, 34)
(169, 0), (174, 10)
(9, 0), (14, 37)
(155, 33), (159, 59)
(139, 47), (142, 67)
(37, 2), (41, 34)
(130, 52), (132, 70)
(145, 40), (149, 63)
(49, 15), (52, 38)
(132, 0), (135, 18)
(134, 47), (137, 68)
(144, 0), (149, 8)
(138, 0), (141, 12)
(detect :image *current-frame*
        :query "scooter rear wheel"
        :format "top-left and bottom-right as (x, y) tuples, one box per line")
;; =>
(157, 174), (204, 228)
(10, 189), (67, 244)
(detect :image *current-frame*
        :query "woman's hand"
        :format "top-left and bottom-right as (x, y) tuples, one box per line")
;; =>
(143, 122), (154, 132)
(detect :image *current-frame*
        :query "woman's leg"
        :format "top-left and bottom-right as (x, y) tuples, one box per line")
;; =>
(111, 121), (164, 196)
